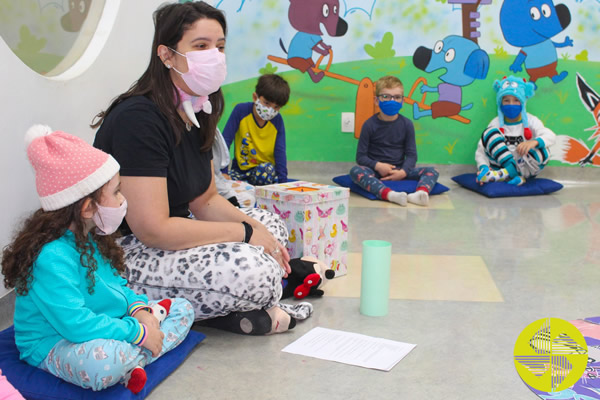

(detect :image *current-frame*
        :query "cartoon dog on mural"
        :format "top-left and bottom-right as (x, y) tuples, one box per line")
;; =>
(279, 0), (348, 83)
(412, 35), (489, 121)
(552, 73), (600, 167)
(499, 0), (572, 87)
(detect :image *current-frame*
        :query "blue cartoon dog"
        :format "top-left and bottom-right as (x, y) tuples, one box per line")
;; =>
(500, 0), (572, 86)
(280, 0), (348, 83)
(412, 35), (489, 120)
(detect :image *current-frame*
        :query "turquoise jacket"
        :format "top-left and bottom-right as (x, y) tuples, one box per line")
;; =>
(14, 230), (148, 367)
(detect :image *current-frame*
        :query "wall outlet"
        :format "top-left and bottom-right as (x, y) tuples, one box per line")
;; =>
(341, 112), (354, 133)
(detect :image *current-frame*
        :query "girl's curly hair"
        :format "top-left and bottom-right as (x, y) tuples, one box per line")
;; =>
(2, 187), (125, 295)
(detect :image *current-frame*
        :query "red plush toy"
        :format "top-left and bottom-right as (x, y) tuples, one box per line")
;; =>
(282, 256), (335, 299)
(150, 299), (172, 325)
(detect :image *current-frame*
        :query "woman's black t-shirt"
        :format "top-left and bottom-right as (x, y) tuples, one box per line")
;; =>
(93, 95), (213, 233)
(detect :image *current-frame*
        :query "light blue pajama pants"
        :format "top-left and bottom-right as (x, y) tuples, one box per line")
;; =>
(39, 298), (194, 391)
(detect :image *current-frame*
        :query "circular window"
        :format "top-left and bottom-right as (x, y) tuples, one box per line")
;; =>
(0, 0), (113, 77)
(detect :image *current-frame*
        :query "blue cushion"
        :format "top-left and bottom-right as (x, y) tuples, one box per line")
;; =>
(451, 173), (563, 198)
(332, 174), (449, 200)
(0, 325), (205, 400)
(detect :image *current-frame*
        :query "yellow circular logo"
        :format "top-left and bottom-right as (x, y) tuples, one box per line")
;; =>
(514, 318), (588, 392)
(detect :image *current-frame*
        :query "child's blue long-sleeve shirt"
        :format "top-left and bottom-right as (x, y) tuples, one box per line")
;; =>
(14, 230), (148, 367)
(356, 113), (417, 174)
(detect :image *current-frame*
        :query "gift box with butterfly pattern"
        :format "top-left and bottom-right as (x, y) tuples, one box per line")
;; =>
(255, 181), (349, 277)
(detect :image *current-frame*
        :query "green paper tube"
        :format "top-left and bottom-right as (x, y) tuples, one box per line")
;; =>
(360, 240), (391, 317)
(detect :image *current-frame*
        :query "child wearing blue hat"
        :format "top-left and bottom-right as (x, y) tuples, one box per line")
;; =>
(475, 76), (556, 185)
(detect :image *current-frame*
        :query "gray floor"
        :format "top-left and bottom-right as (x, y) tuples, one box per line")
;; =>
(2, 162), (599, 399)
(152, 162), (600, 400)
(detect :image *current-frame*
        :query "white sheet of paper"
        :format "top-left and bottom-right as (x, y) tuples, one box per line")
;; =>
(281, 327), (416, 371)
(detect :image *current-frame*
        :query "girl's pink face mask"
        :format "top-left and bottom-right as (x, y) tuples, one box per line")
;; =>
(169, 47), (227, 97)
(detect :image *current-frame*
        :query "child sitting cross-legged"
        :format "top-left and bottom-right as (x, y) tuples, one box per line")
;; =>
(1, 125), (194, 394)
(222, 74), (290, 185)
(476, 76), (557, 185)
(350, 75), (439, 206)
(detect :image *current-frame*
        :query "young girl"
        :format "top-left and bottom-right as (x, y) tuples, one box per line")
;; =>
(1, 125), (194, 394)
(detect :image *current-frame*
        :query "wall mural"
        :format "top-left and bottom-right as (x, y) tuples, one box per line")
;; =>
(0, 0), (103, 76)
(145, 1), (600, 167)
(553, 73), (600, 166)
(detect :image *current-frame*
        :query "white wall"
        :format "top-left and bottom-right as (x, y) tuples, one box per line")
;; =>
(0, 0), (166, 298)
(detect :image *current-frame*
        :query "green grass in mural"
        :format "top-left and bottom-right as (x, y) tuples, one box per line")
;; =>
(221, 56), (600, 166)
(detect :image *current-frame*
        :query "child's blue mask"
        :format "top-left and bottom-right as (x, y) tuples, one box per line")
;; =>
(379, 100), (403, 116)
(500, 104), (522, 120)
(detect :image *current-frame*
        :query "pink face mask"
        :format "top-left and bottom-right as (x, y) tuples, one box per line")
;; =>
(92, 199), (127, 236)
(169, 47), (227, 96)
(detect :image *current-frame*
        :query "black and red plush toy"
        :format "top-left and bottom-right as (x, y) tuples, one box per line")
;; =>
(282, 256), (336, 299)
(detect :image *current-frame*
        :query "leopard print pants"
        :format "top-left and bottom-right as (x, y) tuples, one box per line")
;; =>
(118, 208), (312, 321)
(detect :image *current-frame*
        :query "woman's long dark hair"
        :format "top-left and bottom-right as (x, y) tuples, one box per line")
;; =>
(2, 188), (125, 296)
(91, 1), (227, 150)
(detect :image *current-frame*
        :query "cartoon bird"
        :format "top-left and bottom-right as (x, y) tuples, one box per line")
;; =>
(552, 73), (600, 167)
(305, 210), (312, 221)
(330, 223), (338, 237)
(289, 229), (297, 242)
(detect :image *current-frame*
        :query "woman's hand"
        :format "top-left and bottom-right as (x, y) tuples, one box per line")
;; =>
(249, 223), (291, 277)
(142, 325), (164, 357)
(134, 309), (160, 330)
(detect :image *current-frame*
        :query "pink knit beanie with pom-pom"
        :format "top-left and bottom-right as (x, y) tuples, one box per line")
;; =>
(25, 124), (119, 211)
